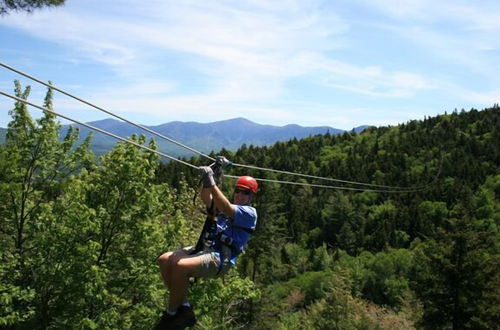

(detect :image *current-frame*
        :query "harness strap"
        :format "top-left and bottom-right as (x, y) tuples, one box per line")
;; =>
(216, 223), (255, 254)
(211, 220), (256, 275)
(192, 201), (216, 254)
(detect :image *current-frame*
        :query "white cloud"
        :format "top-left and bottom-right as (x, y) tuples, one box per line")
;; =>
(0, 1), (428, 101)
(357, 0), (500, 28)
(0, 11), (137, 67)
(0, 1), (349, 101)
(460, 90), (500, 105)
(1, 0), (498, 128)
(309, 55), (433, 98)
(356, 0), (500, 75)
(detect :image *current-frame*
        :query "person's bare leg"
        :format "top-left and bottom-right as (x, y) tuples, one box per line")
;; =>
(158, 250), (188, 291)
(168, 256), (203, 310)
(158, 252), (173, 286)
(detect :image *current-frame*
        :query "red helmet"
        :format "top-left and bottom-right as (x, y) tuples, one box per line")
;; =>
(235, 176), (258, 194)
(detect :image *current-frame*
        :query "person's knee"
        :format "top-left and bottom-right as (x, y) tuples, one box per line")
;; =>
(159, 252), (186, 271)
(158, 252), (173, 267)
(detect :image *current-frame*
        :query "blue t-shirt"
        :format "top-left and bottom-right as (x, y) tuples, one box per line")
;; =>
(213, 205), (257, 264)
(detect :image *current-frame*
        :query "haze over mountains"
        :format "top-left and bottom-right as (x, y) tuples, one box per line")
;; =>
(1, 117), (367, 158)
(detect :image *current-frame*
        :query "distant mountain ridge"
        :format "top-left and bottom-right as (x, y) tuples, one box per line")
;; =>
(1, 118), (367, 157)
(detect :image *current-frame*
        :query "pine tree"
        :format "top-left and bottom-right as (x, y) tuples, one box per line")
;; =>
(413, 190), (499, 329)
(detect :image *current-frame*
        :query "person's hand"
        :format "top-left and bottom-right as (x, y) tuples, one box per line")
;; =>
(215, 156), (231, 168)
(199, 166), (215, 188)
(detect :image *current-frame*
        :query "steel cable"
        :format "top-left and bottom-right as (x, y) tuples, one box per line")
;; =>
(0, 91), (199, 169)
(1, 62), (440, 192)
(0, 62), (215, 161)
(232, 162), (435, 191)
(2, 91), (441, 192)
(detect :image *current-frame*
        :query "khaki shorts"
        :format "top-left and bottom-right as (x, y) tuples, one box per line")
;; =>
(177, 246), (232, 278)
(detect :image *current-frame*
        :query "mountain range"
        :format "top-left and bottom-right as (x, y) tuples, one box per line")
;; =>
(1, 118), (367, 158)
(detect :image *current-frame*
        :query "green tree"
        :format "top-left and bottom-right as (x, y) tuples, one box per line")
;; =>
(415, 201), (448, 239)
(413, 190), (499, 329)
(319, 192), (354, 249)
(365, 201), (397, 251)
(0, 81), (92, 327)
(49, 136), (174, 328)
(156, 105), (500, 328)
(0, 82), (189, 328)
(336, 249), (416, 308)
(0, 0), (65, 15)
(239, 177), (288, 284)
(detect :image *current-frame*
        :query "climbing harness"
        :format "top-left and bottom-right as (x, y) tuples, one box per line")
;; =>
(189, 158), (257, 277)
(192, 201), (217, 254)
(216, 223), (255, 255)
(191, 157), (227, 254)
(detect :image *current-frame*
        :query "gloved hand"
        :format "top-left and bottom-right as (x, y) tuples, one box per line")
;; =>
(215, 156), (231, 168)
(199, 166), (215, 188)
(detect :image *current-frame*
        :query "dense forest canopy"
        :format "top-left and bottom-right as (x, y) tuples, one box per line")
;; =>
(1, 82), (499, 329)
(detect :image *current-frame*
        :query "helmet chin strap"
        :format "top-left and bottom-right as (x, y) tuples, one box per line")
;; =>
(234, 194), (252, 206)
(242, 195), (252, 206)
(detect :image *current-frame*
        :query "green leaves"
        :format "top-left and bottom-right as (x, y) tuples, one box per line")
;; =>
(412, 176), (500, 329)
(0, 0), (66, 15)
(2, 81), (499, 329)
(1, 82), (189, 328)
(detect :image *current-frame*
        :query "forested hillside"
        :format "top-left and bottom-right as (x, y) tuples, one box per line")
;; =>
(1, 82), (499, 329)
(159, 104), (500, 329)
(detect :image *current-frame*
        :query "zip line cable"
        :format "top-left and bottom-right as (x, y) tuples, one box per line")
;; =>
(1, 62), (440, 191)
(224, 175), (434, 193)
(0, 61), (215, 162)
(232, 162), (436, 191)
(0, 91), (198, 170)
(233, 145), (444, 192)
(1, 91), (439, 193)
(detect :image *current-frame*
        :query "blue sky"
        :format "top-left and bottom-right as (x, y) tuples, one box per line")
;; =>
(1, 0), (499, 129)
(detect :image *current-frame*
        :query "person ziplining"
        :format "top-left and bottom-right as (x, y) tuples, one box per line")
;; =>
(0, 62), (444, 330)
(155, 158), (258, 329)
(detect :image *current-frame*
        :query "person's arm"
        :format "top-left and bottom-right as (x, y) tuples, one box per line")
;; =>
(208, 185), (235, 219)
(199, 166), (235, 218)
(200, 187), (212, 207)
